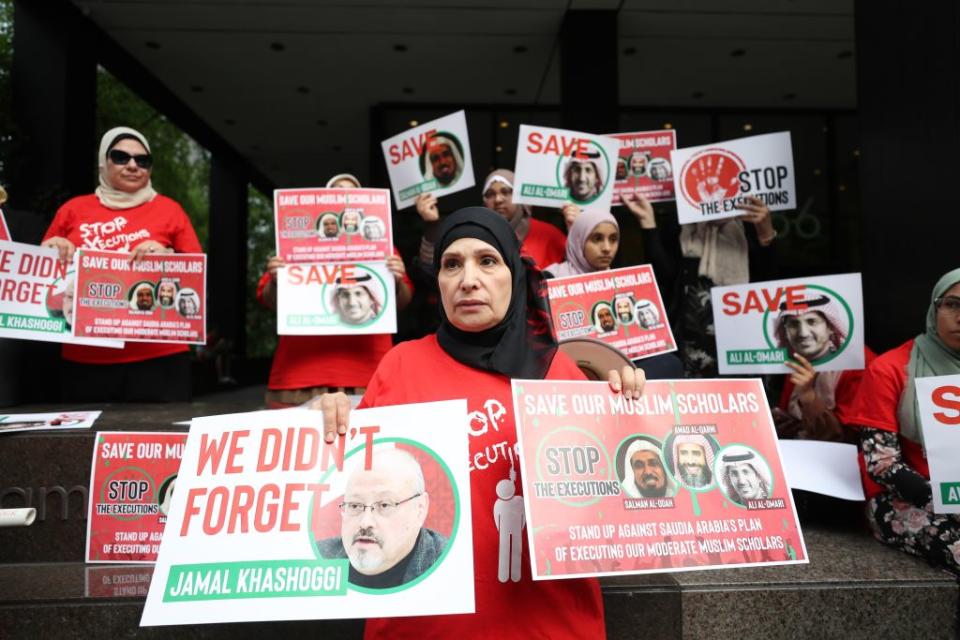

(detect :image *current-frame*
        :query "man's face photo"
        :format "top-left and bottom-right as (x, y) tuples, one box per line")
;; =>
(637, 305), (657, 328)
(339, 454), (427, 576)
(135, 286), (154, 310)
(322, 215), (340, 238)
(158, 282), (177, 307)
(677, 443), (710, 486)
(428, 142), (458, 186)
(596, 305), (616, 332)
(615, 298), (633, 323)
(726, 462), (762, 500)
(336, 285), (376, 324)
(178, 291), (200, 316)
(630, 153), (648, 176)
(783, 311), (833, 360)
(615, 159), (628, 180)
(631, 450), (667, 498)
(342, 211), (360, 233)
(566, 160), (600, 202)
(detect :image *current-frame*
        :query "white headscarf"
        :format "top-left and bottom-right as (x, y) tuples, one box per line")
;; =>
(95, 126), (157, 210)
(620, 438), (677, 498)
(678, 219), (749, 286)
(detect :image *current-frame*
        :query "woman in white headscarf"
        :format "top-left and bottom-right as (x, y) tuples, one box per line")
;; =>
(42, 126), (203, 402)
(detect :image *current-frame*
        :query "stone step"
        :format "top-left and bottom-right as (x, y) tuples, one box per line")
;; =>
(0, 526), (955, 639)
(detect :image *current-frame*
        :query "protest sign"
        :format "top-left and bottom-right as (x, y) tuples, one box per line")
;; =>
(86, 431), (188, 563)
(85, 565), (155, 598)
(512, 378), (806, 579)
(670, 131), (796, 224)
(0, 208), (9, 241)
(276, 261), (396, 336)
(381, 110), (475, 209)
(711, 273), (864, 374)
(915, 375), (960, 514)
(274, 188), (393, 264)
(513, 125), (620, 211)
(547, 265), (676, 361)
(72, 249), (206, 344)
(0, 241), (121, 347)
(141, 401), (473, 626)
(0, 410), (100, 435)
(608, 130), (677, 205)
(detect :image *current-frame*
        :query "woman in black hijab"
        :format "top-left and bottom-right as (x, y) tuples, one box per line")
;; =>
(312, 207), (641, 640)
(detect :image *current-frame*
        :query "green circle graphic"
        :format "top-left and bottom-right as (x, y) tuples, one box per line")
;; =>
(320, 264), (391, 329)
(533, 425), (613, 508)
(553, 139), (612, 206)
(99, 464), (157, 522)
(761, 283), (855, 366)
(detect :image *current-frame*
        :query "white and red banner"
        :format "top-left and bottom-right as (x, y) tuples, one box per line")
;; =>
(513, 125), (620, 211)
(915, 375), (960, 514)
(381, 110), (475, 209)
(0, 241), (121, 347)
(512, 379), (807, 579)
(546, 265), (675, 361)
(86, 431), (187, 563)
(274, 188), (393, 264)
(608, 130), (677, 205)
(0, 410), (100, 435)
(670, 131), (796, 224)
(711, 273), (864, 375)
(141, 402), (473, 626)
(72, 249), (206, 344)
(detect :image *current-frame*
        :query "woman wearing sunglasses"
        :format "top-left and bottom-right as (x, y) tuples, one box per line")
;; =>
(41, 126), (202, 402)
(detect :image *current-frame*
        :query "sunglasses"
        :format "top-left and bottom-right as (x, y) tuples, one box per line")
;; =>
(108, 149), (153, 169)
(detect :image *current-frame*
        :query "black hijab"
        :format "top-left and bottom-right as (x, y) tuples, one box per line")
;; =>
(434, 207), (557, 380)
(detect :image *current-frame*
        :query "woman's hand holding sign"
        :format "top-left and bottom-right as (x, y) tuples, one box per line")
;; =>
(43, 236), (76, 264)
(736, 196), (776, 245)
(415, 193), (440, 222)
(621, 193), (656, 229)
(129, 239), (173, 263)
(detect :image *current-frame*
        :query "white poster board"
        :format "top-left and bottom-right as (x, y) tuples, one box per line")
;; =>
(915, 375), (960, 514)
(276, 261), (397, 336)
(381, 110), (475, 209)
(670, 131), (796, 224)
(512, 125), (620, 211)
(141, 401), (474, 626)
(711, 273), (864, 374)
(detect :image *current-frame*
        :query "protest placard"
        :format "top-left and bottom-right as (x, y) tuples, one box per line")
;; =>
(274, 188), (393, 264)
(512, 379), (807, 579)
(0, 208), (9, 241)
(72, 249), (206, 344)
(86, 431), (188, 563)
(711, 273), (864, 375)
(513, 125), (620, 211)
(0, 241), (121, 347)
(276, 261), (396, 336)
(547, 265), (675, 361)
(670, 131), (796, 224)
(381, 111), (475, 209)
(608, 130), (677, 205)
(0, 410), (100, 435)
(141, 401), (473, 626)
(915, 375), (960, 514)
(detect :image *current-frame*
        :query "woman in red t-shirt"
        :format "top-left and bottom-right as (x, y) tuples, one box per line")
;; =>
(42, 127), (203, 402)
(258, 174), (414, 408)
(847, 268), (960, 574)
(312, 208), (643, 639)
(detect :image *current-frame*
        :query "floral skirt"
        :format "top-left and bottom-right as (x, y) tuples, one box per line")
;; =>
(866, 494), (960, 576)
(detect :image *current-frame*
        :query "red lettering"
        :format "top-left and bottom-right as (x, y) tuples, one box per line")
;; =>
(526, 131), (543, 153)
(180, 487), (206, 535)
(0, 250), (12, 273)
(360, 425), (382, 470)
(389, 144), (401, 165)
(932, 385), (960, 425)
(254, 484), (280, 532)
(287, 265), (303, 285)
(784, 285), (806, 310)
(721, 291), (741, 315)
(202, 486), (230, 535)
(339, 264), (356, 284)
(256, 428), (282, 472)
(543, 135), (560, 155)
(196, 433), (230, 475)
(227, 485), (255, 533)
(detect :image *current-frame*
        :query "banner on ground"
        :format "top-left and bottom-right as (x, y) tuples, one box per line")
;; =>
(85, 565), (155, 598)
(86, 431), (188, 563)
(0, 410), (100, 435)
(0, 241), (121, 347)
(72, 249), (206, 344)
(608, 130), (677, 205)
(512, 378), (807, 579)
(670, 131), (796, 224)
(274, 188), (393, 264)
(381, 110), (475, 209)
(915, 375), (960, 514)
(276, 261), (396, 336)
(711, 273), (864, 374)
(547, 265), (676, 361)
(141, 401), (473, 626)
(513, 125), (620, 211)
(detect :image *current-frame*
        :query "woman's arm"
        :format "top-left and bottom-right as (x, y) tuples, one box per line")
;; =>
(859, 427), (930, 506)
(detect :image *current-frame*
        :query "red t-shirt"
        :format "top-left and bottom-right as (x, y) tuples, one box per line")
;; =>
(522, 218), (566, 269)
(846, 339), (929, 500)
(43, 194), (203, 364)
(257, 251), (414, 390)
(777, 347), (877, 427)
(358, 335), (604, 640)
